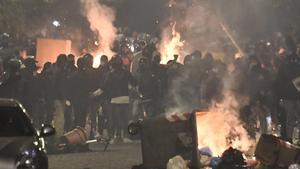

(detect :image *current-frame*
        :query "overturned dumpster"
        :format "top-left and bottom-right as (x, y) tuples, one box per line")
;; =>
(129, 112), (200, 169)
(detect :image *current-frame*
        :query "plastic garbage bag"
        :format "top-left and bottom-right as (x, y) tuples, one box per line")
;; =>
(289, 164), (300, 169)
(167, 155), (189, 169)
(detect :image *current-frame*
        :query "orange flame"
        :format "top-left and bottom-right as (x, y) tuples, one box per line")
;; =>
(196, 92), (254, 156)
(160, 22), (185, 64)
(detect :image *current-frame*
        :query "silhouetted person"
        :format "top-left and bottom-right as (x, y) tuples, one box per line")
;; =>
(21, 57), (41, 126)
(52, 54), (68, 141)
(274, 41), (300, 140)
(64, 54), (77, 132)
(39, 62), (55, 125)
(70, 57), (90, 128)
(136, 57), (161, 117)
(102, 56), (136, 142)
(93, 55), (110, 137)
(0, 59), (24, 100)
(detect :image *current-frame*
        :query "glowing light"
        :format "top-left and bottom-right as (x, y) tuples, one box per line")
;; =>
(278, 47), (285, 55)
(130, 45), (135, 53)
(234, 52), (242, 59)
(159, 22), (185, 64)
(93, 53), (103, 68)
(52, 20), (60, 27)
(25, 159), (31, 165)
(3, 33), (9, 37)
(33, 141), (38, 146)
(168, 0), (176, 8)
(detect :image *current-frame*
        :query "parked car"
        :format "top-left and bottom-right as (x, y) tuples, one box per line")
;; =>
(0, 98), (55, 169)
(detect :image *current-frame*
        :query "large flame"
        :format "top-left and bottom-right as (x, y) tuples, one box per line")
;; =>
(159, 22), (185, 64)
(80, 0), (117, 60)
(196, 92), (254, 156)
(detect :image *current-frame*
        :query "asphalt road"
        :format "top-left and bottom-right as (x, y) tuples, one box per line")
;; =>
(48, 143), (142, 169)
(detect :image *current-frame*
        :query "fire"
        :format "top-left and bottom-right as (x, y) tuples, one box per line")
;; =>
(80, 0), (116, 59)
(159, 22), (185, 64)
(196, 92), (254, 156)
(93, 53), (103, 68)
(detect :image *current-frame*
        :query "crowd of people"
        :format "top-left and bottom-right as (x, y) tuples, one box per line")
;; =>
(1, 32), (300, 144)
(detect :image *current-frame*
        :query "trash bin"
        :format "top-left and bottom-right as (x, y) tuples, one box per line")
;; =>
(58, 126), (88, 150)
(255, 134), (300, 168)
(129, 112), (202, 169)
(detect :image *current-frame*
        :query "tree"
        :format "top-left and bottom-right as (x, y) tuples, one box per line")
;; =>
(0, 0), (50, 39)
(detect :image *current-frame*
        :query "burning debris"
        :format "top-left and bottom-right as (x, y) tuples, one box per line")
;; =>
(195, 90), (254, 156)
(159, 22), (185, 64)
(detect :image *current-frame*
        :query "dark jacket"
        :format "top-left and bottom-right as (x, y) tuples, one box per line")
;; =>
(274, 56), (300, 100)
(103, 68), (136, 98)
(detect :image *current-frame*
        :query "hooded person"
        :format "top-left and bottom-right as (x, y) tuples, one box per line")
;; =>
(136, 57), (162, 117)
(69, 57), (91, 129)
(274, 36), (300, 141)
(98, 56), (136, 143)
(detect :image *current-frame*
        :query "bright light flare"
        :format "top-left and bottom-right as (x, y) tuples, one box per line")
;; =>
(93, 53), (103, 68)
(234, 52), (242, 59)
(278, 47), (285, 55)
(52, 20), (61, 27)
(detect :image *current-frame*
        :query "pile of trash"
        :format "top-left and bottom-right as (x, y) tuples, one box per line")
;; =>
(167, 147), (254, 169)
(166, 134), (300, 169)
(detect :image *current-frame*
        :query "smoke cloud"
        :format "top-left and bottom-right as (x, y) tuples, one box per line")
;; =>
(161, 0), (255, 155)
(195, 66), (254, 156)
(196, 93), (254, 156)
(159, 0), (228, 63)
(80, 0), (117, 58)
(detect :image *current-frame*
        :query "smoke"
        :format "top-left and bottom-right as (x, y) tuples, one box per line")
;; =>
(159, 22), (185, 63)
(159, 0), (229, 63)
(162, 1), (255, 153)
(166, 60), (254, 155)
(196, 95), (254, 156)
(196, 65), (254, 156)
(80, 0), (117, 58)
(180, 2), (226, 52)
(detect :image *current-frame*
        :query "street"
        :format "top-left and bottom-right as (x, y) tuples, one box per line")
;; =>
(49, 143), (142, 169)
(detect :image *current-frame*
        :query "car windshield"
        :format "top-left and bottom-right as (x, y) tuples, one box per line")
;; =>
(0, 106), (35, 137)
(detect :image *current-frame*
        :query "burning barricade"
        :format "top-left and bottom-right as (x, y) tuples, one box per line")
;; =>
(129, 110), (300, 169)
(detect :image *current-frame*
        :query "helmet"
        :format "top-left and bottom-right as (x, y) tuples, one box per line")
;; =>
(23, 57), (37, 70)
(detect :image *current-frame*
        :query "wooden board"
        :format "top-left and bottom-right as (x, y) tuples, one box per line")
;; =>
(36, 38), (71, 67)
